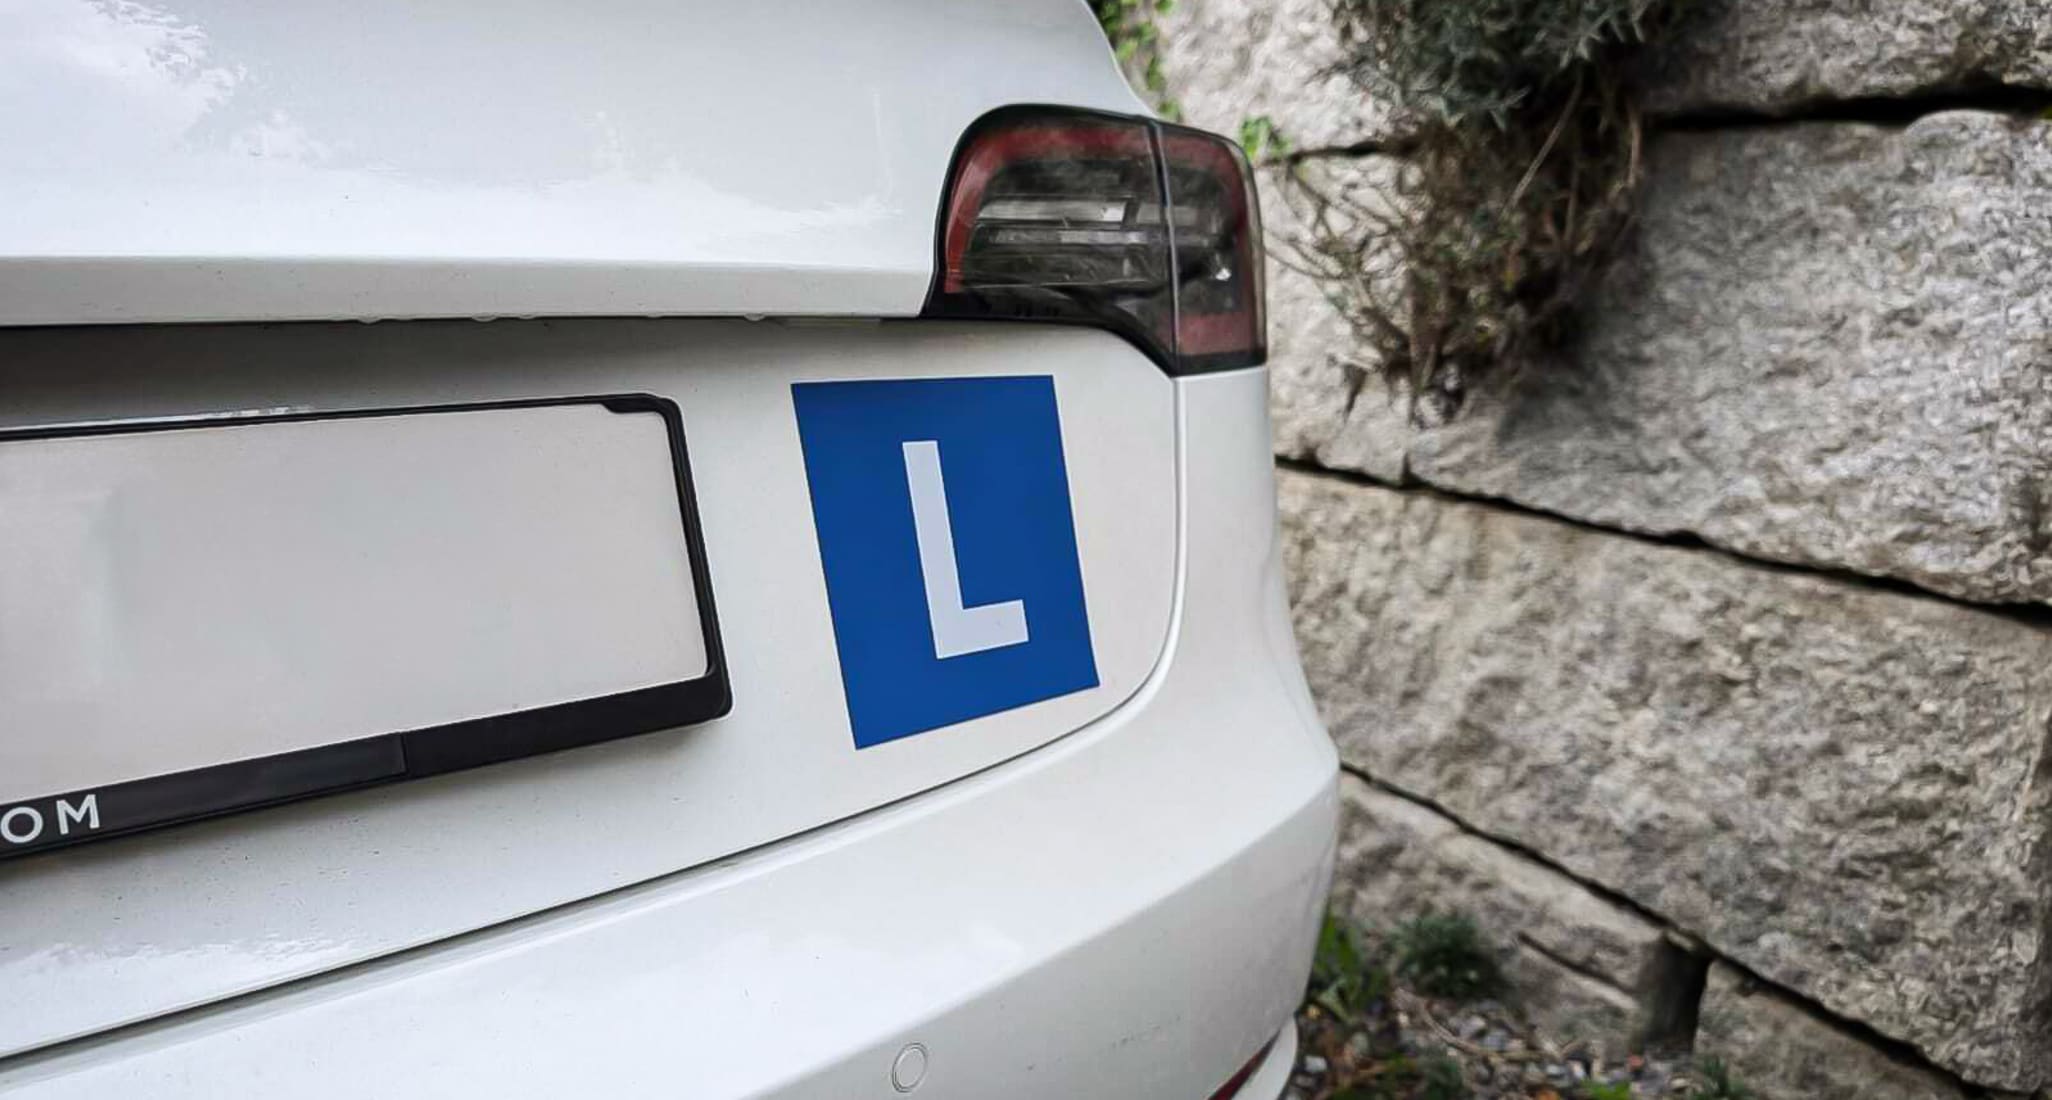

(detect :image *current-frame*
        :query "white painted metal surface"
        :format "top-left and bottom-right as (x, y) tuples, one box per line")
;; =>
(0, 404), (705, 801)
(0, 0), (1145, 326)
(1241, 1023), (1305, 1100)
(0, 320), (1177, 1058)
(0, 1), (1338, 1092)
(0, 368), (1336, 1099)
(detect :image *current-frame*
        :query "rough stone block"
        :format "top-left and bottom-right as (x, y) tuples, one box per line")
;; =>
(1155, 0), (2052, 127)
(1696, 964), (1972, 1100)
(1332, 774), (1668, 1057)
(1281, 470), (2052, 1090)
(1404, 112), (2052, 606)
(1154, 0), (1392, 151)
(1647, 0), (2052, 116)
(1259, 158), (1410, 482)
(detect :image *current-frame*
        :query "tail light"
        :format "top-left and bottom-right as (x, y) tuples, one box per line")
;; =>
(922, 106), (1267, 375)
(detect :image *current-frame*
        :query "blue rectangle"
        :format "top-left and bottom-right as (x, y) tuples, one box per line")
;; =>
(792, 376), (1098, 748)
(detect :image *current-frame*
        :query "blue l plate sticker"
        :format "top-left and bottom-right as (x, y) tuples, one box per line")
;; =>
(792, 376), (1099, 748)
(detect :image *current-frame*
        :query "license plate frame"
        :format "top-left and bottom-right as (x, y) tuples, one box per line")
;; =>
(0, 394), (730, 860)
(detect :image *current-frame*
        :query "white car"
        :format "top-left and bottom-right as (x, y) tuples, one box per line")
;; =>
(0, 2), (1338, 1097)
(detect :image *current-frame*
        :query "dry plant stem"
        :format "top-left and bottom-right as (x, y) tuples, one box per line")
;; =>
(1397, 988), (1559, 1066)
(1509, 69), (1583, 212)
(1286, 0), (1686, 419)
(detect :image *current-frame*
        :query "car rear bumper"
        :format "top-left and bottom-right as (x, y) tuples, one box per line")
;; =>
(0, 368), (1338, 1100)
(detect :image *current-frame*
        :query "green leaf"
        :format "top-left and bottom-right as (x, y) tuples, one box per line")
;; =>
(1143, 54), (1167, 92)
(1421, 1054), (1469, 1100)
(1237, 117), (1268, 156)
(1236, 114), (1291, 159)
(1697, 1057), (1756, 1100)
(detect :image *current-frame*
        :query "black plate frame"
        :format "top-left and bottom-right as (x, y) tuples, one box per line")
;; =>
(0, 394), (730, 861)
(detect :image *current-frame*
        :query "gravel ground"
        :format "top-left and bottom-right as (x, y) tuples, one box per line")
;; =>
(1287, 991), (1712, 1099)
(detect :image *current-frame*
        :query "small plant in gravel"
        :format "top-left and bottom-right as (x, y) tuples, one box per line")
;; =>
(1295, 912), (1708, 1099)
(1312, 911), (1395, 1021)
(1328, 1053), (1469, 1100)
(1418, 1054), (1469, 1100)
(1692, 1057), (1753, 1099)
(1393, 912), (1503, 1001)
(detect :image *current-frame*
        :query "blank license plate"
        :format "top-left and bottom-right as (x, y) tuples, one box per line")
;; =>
(0, 395), (727, 858)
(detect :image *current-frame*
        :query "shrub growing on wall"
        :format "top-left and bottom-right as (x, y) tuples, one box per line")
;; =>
(1283, 0), (1694, 418)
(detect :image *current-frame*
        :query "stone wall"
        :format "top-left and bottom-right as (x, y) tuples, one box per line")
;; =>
(1154, 0), (2052, 1095)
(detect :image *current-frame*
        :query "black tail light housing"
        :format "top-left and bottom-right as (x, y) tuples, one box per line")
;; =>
(922, 106), (1267, 375)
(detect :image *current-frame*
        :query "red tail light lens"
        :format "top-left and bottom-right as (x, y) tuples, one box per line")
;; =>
(923, 107), (1267, 375)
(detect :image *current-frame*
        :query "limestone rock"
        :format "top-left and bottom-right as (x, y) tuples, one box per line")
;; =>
(1696, 964), (1972, 1100)
(1405, 112), (2052, 606)
(1281, 471), (2052, 1090)
(1331, 775), (1667, 1056)
(1647, 0), (2052, 116)
(1153, 0), (1392, 151)
(1259, 158), (1410, 481)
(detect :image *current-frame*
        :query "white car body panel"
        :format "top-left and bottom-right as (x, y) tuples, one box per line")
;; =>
(0, 369), (1338, 1100)
(0, 1), (1337, 1095)
(0, 320), (1175, 1057)
(0, 0), (1142, 326)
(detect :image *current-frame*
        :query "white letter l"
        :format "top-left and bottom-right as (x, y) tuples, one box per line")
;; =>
(902, 440), (1030, 659)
